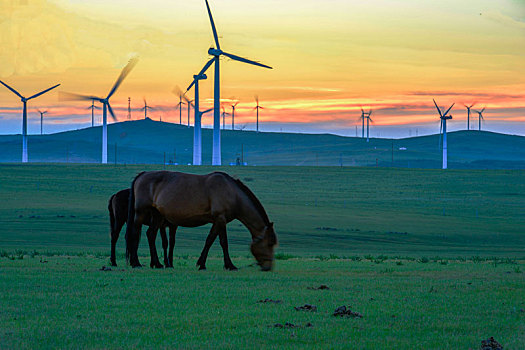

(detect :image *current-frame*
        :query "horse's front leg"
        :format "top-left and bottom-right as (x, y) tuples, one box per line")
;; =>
(167, 225), (177, 268)
(196, 224), (219, 270)
(218, 221), (237, 271)
(146, 226), (163, 268)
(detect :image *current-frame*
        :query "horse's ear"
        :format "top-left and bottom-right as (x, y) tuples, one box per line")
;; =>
(269, 222), (274, 229)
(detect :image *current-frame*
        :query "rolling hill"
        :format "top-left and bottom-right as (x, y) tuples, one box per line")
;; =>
(1, 118), (524, 168)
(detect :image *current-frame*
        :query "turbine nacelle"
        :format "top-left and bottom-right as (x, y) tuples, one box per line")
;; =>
(193, 74), (208, 80)
(208, 48), (222, 56)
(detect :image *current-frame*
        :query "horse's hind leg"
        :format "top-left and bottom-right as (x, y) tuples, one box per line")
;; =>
(159, 226), (169, 267)
(146, 226), (163, 268)
(167, 225), (177, 268)
(196, 225), (219, 270)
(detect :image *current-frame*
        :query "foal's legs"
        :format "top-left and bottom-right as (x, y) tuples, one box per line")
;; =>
(196, 224), (220, 270)
(110, 220), (125, 267)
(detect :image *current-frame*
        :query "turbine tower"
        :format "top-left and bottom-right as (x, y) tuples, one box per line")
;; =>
(475, 108), (485, 131)
(464, 103), (475, 131)
(0, 80), (60, 162)
(38, 109), (47, 135)
(433, 99), (454, 170)
(254, 96), (264, 132)
(127, 97), (132, 120)
(231, 101), (239, 130)
(60, 57), (138, 164)
(200, 0), (272, 165)
(186, 72), (208, 165)
(141, 98), (155, 119)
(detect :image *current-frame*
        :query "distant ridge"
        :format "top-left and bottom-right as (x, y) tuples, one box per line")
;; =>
(0, 118), (524, 169)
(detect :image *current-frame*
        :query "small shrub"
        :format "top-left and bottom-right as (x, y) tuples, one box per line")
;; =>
(29, 250), (40, 258)
(349, 256), (362, 262)
(0, 250), (8, 258)
(275, 253), (295, 261)
(316, 255), (329, 261)
(419, 257), (429, 264)
(439, 260), (448, 265)
(514, 266), (522, 274)
(396, 261), (403, 266)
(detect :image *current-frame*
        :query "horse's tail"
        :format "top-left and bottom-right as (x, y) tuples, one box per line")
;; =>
(108, 194), (116, 239)
(125, 172), (145, 263)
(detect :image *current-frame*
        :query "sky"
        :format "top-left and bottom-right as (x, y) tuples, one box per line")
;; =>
(0, 0), (524, 138)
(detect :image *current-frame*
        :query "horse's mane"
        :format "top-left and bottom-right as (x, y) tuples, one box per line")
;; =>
(217, 172), (270, 225)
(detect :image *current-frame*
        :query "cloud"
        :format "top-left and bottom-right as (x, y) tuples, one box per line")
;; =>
(481, 11), (525, 30)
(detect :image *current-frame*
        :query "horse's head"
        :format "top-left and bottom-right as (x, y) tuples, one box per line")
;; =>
(250, 222), (277, 271)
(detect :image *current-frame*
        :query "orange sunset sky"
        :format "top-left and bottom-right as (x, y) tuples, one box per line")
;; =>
(0, 0), (524, 137)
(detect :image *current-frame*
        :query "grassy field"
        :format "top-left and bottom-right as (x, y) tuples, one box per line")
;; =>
(1, 164), (524, 348)
(1, 119), (525, 168)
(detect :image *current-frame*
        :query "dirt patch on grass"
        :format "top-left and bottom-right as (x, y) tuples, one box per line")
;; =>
(294, 304), (317, 312)
(480, 337), (503, 350)
(307, 284), (329, 290)
(333, 305), (363, 318)
(271, 322), (313, 329)
(257, 298), (282, 304)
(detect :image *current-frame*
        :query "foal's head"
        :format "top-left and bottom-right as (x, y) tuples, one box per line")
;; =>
(250, 222), (277, 271)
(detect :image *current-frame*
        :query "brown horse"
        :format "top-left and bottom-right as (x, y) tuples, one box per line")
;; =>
(108, 188), (176, 268)
(126, 171), (277, 271)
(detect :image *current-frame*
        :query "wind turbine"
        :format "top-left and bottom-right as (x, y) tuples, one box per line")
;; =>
(37, 109), (47, 135)
(182, 95), (194, 127)
(172, 87), (185, 124)
(433, 99), (454, 170)
(87, 100), (100, 127)
(185, 72), (208, 165)
(231, 101), (239, 130)
(221, 105), (230, 130)
(254, 96), (264, 132)
(0, 80), (60, 162)
(359, 109), (364, 138)
(365, 109), (373, 142)
(475, 107), (486, 131)
(141, 98), (155, 119)
(60, 57), (138, 164)
(464, 103), (475, 131)
(198, 0), (272, 165)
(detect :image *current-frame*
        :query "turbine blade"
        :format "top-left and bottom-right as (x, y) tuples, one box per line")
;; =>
(205, 0), (221, 50)
(198, 58), (215, 76)
(432, 99), (442, 117)
(443, 103), (455, 116)
(172, 85), (183, 97)
(222, 51), (272, 69)
(107, 56), (139, 99)
(0, 80), (24, 99)
(202, 108), (214, 114)
(255, 95), (259, 104)
(481, 107), (486, 113)
(107, 103), (117, 121)
(60, 91), (101, 102)
(186, 80), (196, 92)
(27, 84), (60, 100)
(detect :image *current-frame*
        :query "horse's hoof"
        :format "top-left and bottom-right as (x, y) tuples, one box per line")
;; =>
(110, 262), (117, 267)
(198, 265), (206, 271)
(151, 263), (164, 269)
(132, 264), (142, 269)
(225, 265), (238, 271)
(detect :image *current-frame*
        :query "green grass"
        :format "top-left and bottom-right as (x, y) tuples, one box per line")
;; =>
(1, 255), (524, 349)
(0, 164), (524, 257)
(1, 164), (524, 348)
(1, 119), (524, 168)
